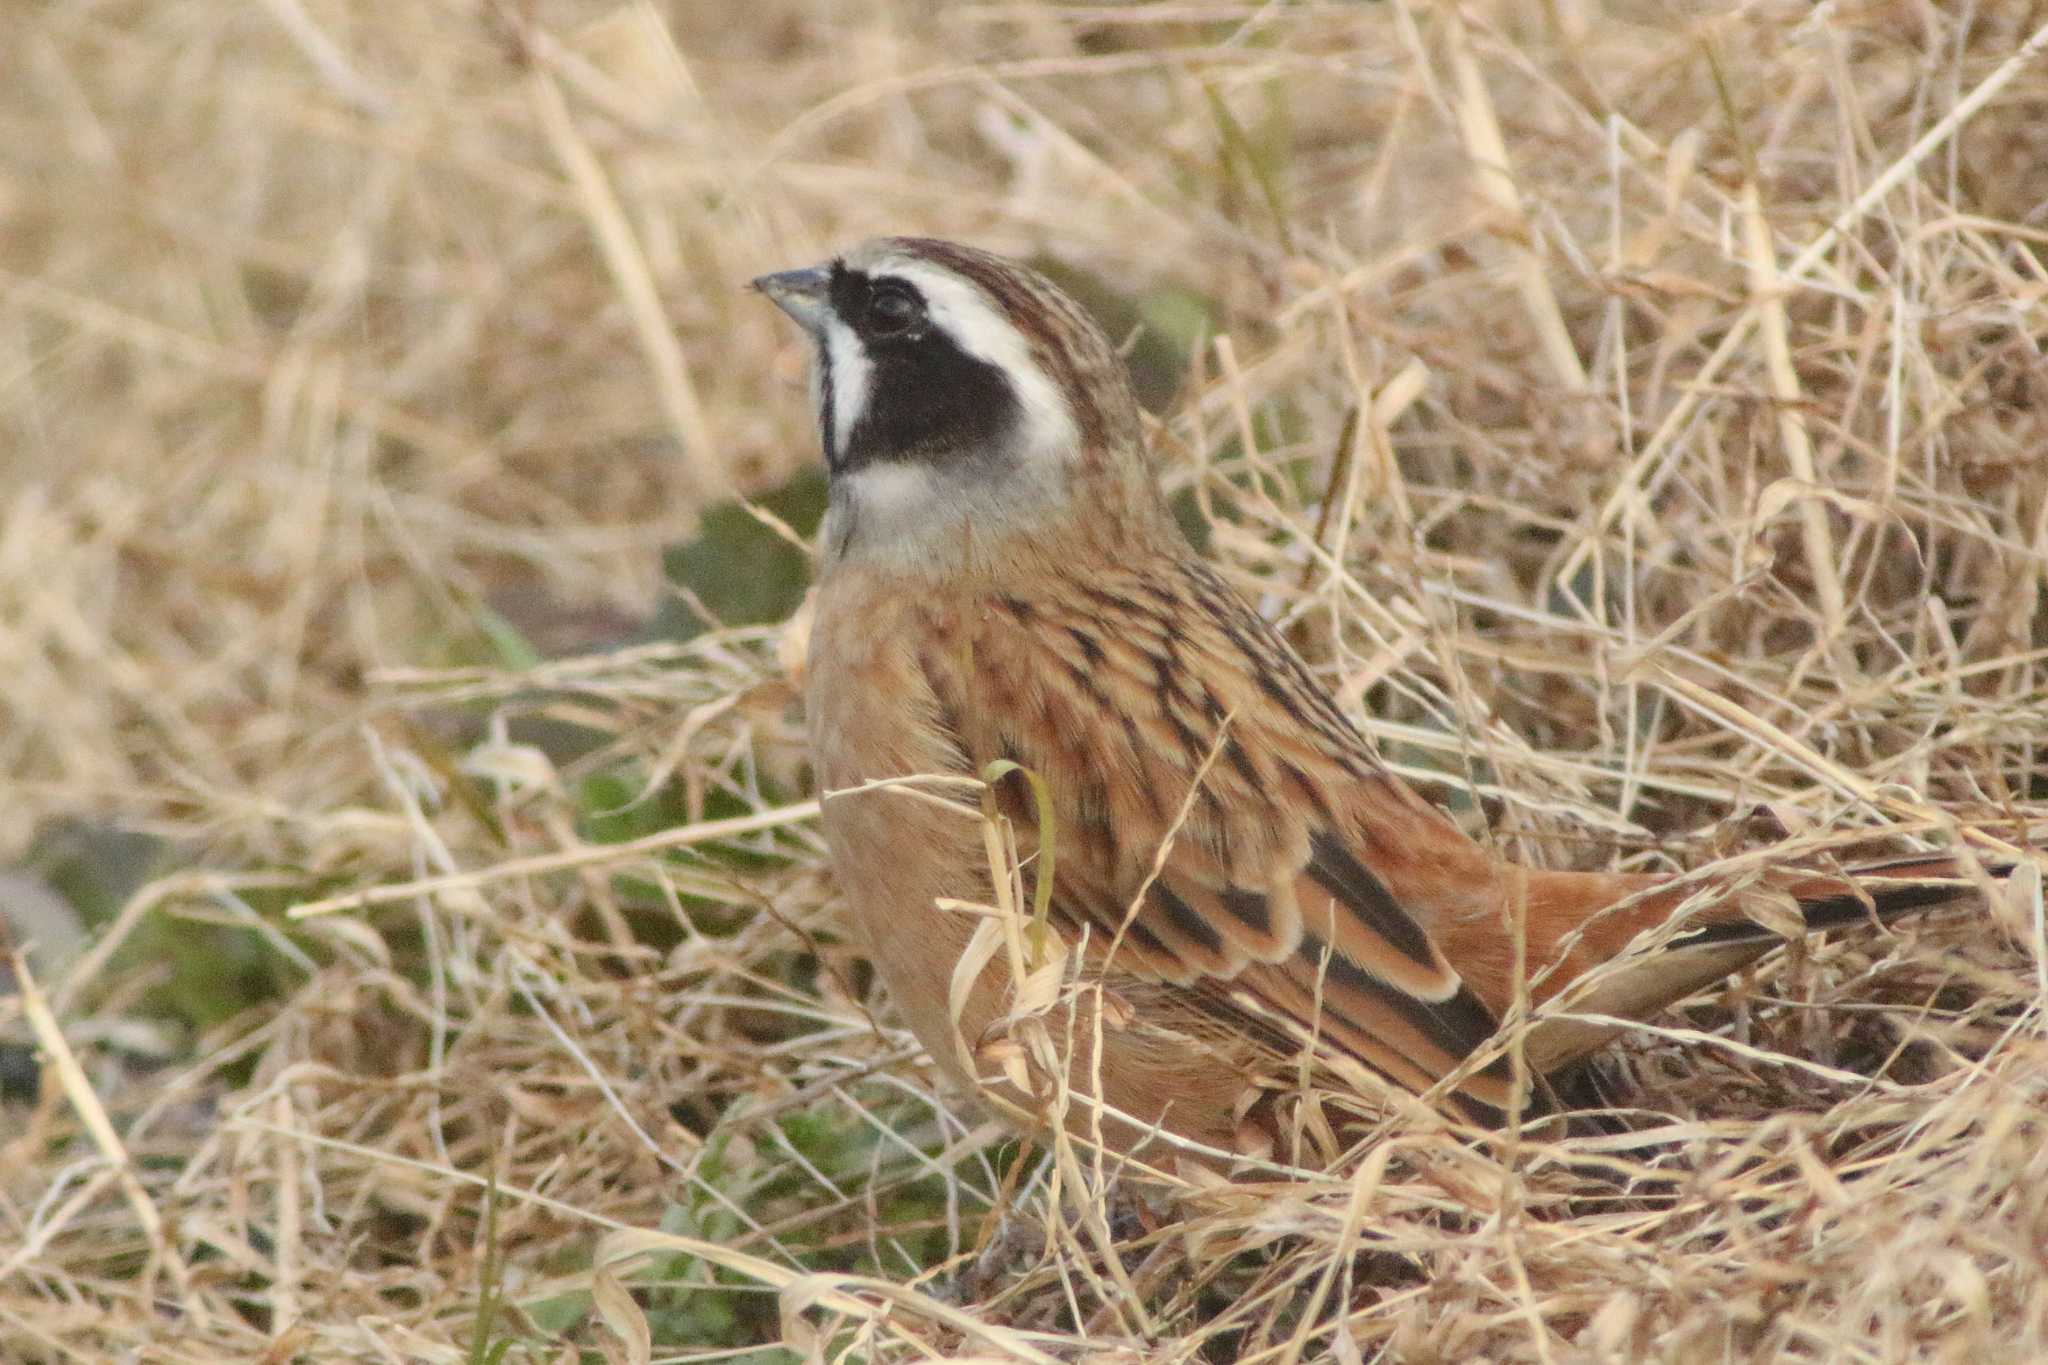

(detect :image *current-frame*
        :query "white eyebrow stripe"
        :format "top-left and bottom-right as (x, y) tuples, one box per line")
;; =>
(875, 259), (1079, 465)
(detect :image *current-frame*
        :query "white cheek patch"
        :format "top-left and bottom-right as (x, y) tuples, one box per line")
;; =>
(877, 261), (1079, 467)
(818, 315), (872, 466)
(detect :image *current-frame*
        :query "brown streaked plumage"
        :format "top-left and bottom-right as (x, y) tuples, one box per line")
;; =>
(756, 237), (2010, 1167)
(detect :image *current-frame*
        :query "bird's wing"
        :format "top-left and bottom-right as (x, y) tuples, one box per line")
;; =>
(951, 557), (1527, 1121)
(1048, 828), (1526, 1121)
(939, 557), (2011, 1125)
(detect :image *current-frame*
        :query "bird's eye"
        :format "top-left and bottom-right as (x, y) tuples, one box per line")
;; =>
(865, 285), (922, 337)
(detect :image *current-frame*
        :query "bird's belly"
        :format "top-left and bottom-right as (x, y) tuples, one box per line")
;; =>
(805, 608), (996, 1087)
(806, 615), (1249, 1165)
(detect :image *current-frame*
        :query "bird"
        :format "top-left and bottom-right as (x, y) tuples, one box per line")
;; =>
(754, 236), (2012, 1171)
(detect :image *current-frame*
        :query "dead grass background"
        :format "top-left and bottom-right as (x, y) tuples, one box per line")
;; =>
(4, 1), (2048, 1361)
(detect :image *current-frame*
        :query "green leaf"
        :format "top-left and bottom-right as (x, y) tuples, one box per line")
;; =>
(471, 602), (543, 671)
(657, 468), (828, 638)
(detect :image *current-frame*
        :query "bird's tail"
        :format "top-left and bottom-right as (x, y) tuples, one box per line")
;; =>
(1519, 850), (2014, 1076)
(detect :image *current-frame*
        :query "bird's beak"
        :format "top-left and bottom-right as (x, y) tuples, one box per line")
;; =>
(752, 265), (831, 336)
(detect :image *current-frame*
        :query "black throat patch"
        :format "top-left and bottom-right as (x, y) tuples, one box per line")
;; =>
(821, 264), (1022, 476)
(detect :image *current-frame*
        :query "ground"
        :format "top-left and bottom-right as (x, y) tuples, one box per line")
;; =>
(3, 3), (2047, 1361)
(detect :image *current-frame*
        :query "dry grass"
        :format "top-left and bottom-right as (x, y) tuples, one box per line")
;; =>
(4, 1), (2048, 1360)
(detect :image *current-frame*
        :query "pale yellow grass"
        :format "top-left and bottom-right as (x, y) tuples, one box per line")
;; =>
(3, 2), (2047, 1361)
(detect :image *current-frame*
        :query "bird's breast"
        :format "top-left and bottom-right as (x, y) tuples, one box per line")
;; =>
(805, 568), (1004, 1078)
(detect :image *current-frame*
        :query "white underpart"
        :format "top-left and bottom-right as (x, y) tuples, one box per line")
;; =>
(826, 433), (1077, 575)
(818, 254), (1083, 574)
(829, 460), (947, 548)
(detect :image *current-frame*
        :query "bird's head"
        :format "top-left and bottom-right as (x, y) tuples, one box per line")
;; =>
(755, 237), (1162, 571)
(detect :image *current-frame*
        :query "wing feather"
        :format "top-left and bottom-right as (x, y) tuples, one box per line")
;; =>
(920, 547), (2008, 1135)
(950, 557), (1529, 1122)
